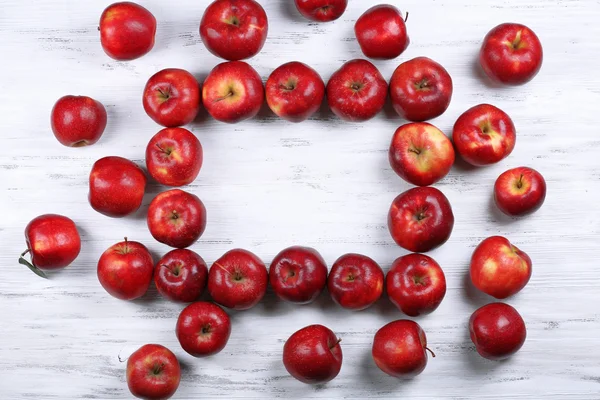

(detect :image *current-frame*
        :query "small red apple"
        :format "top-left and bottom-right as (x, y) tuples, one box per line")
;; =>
(283, 324), (342, 384)
(326, 59), (387, 122)
(51, 95), (107, 147)
(386, 253), (446, 317)
(327, 253), (384, 311)
(389, 122), (455, 186)
(154, 249), (208, 303)
(126, 344), (180, 400)
(208, 249), (268, 310)
(494, 167), (546, 216)
(469, 302), (527, 360)
(354, 5), (409, 60)
(176, 301), (231, 357)
(99, 2), (156, 61)
(294, 0), (347, 22)
(269, 246), (328, 304)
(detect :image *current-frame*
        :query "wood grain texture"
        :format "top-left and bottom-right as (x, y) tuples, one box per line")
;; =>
(1, 0), (599, 398)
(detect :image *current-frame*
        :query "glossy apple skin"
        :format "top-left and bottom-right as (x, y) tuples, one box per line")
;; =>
(99, 2), (156, 61)
(480, 23), (543, 85)
(372, 320), (430, 378)
(97, 239), (154, 300)
(283, 324), (342, 384)
(202, 61), (264, 123)
(146, 128), (203, 187)
(147, 189), (207, 249)
(469, 302), (527, 360)
(176, 301), (231, 357)
(143, 69), (200, 127)
(89, 156), (147, 218)
(386, 253), (446, 317)
(327, 59), (387, 122)
(126, 344), (180, 400)
(269, 246), (327, 304)
(494, 167), (546, 216)
(154, 249), (208, 303)
(389, 122), (455, 186)
(354, 5), (409, 60)
(327, 253), (384, 311)
(266, 62), (325, 122)
(294, 0), (347, 22)
(51, 96), (107, 147)
(388, 187), (455, 253)
(23, 214), (81, 271)
(390, 57), (453, 122)
(200, 0), (268, 61)
(208, 249), (268, 310)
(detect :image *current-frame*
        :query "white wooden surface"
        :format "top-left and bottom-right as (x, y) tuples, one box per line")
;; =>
(1, 0), (599, 398)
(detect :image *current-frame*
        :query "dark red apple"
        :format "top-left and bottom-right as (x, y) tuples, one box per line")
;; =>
(494, 167), (546, 216)
(294, 0), (347, 22)
(176, 301), (231, 357)
(154, 249), (208, 302)
(327, 253), (384, 311)
(354, 5), (409, 59)
(51, 95), (107, 147)
(126, 344), (180, 400)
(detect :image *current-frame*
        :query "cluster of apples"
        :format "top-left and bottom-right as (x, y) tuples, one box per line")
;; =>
(18, 0), (548, 398)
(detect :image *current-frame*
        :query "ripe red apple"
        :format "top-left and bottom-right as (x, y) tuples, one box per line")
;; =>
(372, 320), (433, 378)
(147, 189), (207, 249)
(327, 253), (384, 310)
(269, 246), (328, 304)
(200, 0), (268, 61)
(326, 59), (387, 122)
(494, 167), (546, 216)
(354, 5), (409, 59)
(154, 249), (208, 302)
(97, 239), (154, 300)
(283, 324), (342, 384)
(388, 122), (455, 186)
(390, 57), (453, 122)
(202, 61), (264, 123)
(388, 186), (454, 253)
(145, 127), (203, 187)
(176, 301), (231, 357)
(89, 156), (147, 218)
(294, 0), (347, 22)
(480, 23), (543, 85)
(208, 249), (268, 310)
(20, 214), (81, 278)
(452, 104), (516, 166)
(386, 253), (446, 317)
(99, 2), (156, 61)
(265, 62), (325, 122)
(126, 344), (180, 400)
(469, 302), (527, 360)
(143, 69), (201, 127)
(51, 95), (107, 147)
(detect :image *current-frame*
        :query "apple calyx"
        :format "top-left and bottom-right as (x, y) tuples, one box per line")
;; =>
(18, 249), (47, 279)
(425, 347), (436, 357)
(201, 324), (212, 335)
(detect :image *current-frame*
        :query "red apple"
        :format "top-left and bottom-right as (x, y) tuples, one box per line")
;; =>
(200, 0), (268, 61)
(265, 62), (325, 122)
(480, 23), (543, 85)
(147, 189), (207, 249)
(294, 0), (347, 22)
(354, 5), (409, 60)
(126, 344), (180, 400)
(51, 95), (107, 147)
(176, 301), (231, 357)
(390, 57), (453, 122)
(89, 156), (147, 218)
(97, 238), (154, 300)
(452, 104), (516, 166)
(269, 246), (328, 304)
(154, 249), (208, 303)
(386, 253), (446, 317)
(143, 68), (201, 127)
(99, 2), (156, 61)
(202, 61), (264, 123)
(208, 249), (268, 310)
(372, 320), (433, 378)
(326, 59), (387, 122)
(145, 127), (203, 187)
(283, 324), (342, 384)
(389, 122), (455, 186)
(388, 186), (454, 253)
(327, 253), (384, 311)
(494, 167), (546, 216)
(469, 302), (527, 360)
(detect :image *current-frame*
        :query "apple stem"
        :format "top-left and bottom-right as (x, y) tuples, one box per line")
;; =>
(425, 347), (436, 358)
(213, 261), (234, 277)
(330, 338), (342, 349)
(517, 174), (524, 189)
(156, 143), (172, 155)
(18, 249), (47, 279)
(405, 12), (409, 22)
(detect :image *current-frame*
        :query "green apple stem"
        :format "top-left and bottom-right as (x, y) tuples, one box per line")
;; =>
(425, 347), (436, 358)
(18, 249), (47, 279)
